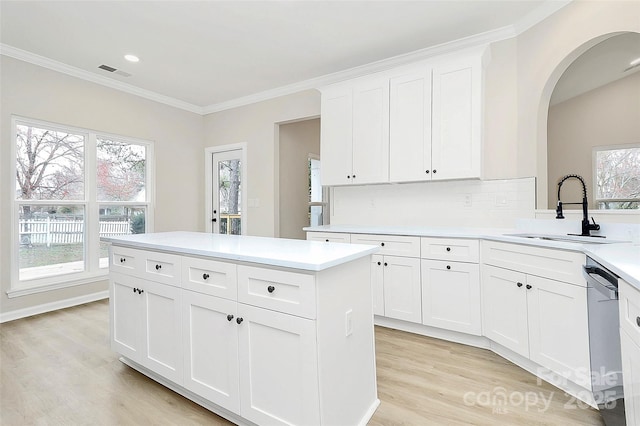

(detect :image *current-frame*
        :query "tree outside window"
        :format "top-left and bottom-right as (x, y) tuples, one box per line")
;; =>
(594, 145), (640, 209)
(14, 119), (151, 285)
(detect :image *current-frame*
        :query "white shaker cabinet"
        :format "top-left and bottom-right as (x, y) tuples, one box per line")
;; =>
(237, 303), (320, 426)
(431, 54), (483, 180)
(182, 291), (240, 412)
(481, 242), (591, 387)
(110, 271), (184, 385)
(620, 278), (640, 425)
(421, 237), (481, 335)
(352, 234), (421, 323)
(320, 75), (389, 186)
(389, 66), (432, 182)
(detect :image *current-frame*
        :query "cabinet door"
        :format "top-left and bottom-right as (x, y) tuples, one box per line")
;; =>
(383, 256), (422, 323)
(371, 254), (385, 316)
(431, 58), (481, 180)
(320, 86), (353, 186)
(237, 304), (320, 426)
(389, 67), (432, 182)
(481, 265), (529, 356)
(527, 275), (591, 386)
(182, 291), (240, 412)
(621, 330), (640, 426)
(110, 272), (143, 361)
(352, 76), (389, 185)
(422, 260), (481, 335)
(141, 280), (183, 384)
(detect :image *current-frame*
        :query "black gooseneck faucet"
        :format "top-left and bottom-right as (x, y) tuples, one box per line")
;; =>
(556, 174), (601, 237)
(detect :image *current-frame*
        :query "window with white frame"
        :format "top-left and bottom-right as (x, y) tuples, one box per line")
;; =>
(12, 117), (153, 291)
(593, 144), (640, 209)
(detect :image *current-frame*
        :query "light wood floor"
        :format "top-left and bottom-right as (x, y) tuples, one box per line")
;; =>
(1, 300), (604, 425)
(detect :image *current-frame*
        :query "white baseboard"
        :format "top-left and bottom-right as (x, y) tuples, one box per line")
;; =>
(0, 290), (109, 323)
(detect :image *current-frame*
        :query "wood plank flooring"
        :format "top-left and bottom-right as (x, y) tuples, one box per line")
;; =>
(1, 300), (605, 425)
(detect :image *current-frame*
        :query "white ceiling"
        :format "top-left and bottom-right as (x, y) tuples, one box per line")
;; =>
(1, 1), (566, 113)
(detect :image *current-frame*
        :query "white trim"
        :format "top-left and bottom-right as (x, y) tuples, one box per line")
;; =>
(0, 44), (204, 115)
(1, 290), (109, 323)
(1, 1), (569, 116)
(204, 143), (248, 234)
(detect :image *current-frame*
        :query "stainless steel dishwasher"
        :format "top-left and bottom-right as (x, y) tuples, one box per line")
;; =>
(584, 256), (626, 425)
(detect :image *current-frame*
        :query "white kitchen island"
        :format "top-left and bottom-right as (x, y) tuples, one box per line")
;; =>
(102, 231), (380, 426)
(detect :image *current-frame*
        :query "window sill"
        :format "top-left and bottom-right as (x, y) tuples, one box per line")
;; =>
(7, 271), (109, 298)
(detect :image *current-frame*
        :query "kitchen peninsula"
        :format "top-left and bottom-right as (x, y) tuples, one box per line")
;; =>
(102, 231), (380, 426)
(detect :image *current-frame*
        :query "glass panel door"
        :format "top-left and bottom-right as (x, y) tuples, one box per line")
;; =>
(212, 150), (242, 234)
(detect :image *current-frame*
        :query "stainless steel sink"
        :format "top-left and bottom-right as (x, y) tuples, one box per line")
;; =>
(503, 233), (623, 244)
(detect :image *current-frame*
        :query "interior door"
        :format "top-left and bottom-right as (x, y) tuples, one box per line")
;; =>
(212, 150), (243, 234)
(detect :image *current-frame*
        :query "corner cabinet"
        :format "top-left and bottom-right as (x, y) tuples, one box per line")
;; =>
(320, 74), (389, 186)
(109, 244), (378, 426)
(321, 47), (486, 186)
(481, 241), (591, 389)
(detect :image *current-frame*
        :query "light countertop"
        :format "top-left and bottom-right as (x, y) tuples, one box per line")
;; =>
(102, 231), (379, 272)
(305, 224), (640, 288)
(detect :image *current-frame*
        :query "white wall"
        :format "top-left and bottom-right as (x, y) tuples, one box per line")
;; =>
(203, 90), (320, 237)
(0, 56), (204, 318)
(547, 72), (640, 209)
(512, 0), (640, 209)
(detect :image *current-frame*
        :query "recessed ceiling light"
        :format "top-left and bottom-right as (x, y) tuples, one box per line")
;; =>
(124, 54), (139, 63)
(630, 57), (640, 67)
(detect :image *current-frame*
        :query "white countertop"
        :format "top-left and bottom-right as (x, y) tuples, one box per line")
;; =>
(102, 231), (379, 271)
(305, 224), (640, 288)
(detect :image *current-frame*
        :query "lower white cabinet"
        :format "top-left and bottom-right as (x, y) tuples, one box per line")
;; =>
(238, 303), (320, 426)
(110, 272), (183, 384)
(620, 278), (640, 424)
(306, 231), (351, 243)
(182, 290), (240, 412)
(481, 265), (591, 385)
(421, 259), (481, 335)
(182, 291), (320, 425)
(110, 243), (378, 426)
(371, 254), (421, 323)
(621, 330), (640, 426)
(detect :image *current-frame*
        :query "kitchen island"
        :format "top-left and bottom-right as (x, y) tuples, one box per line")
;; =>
(102, 231), (380, 426)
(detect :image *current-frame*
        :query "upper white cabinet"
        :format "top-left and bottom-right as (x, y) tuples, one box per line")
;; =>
(389, 65), (432, 182)
(321, 47), (486, 186)
(321, 74), (389, 186)
(431, 55), (483, 180)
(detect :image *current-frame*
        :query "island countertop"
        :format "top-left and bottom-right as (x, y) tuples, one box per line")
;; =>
(102, 231), (379, 271)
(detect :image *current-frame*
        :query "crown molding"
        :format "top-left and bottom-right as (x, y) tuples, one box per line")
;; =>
(0, 44), (205, 115)
(2, 0), (571, 117)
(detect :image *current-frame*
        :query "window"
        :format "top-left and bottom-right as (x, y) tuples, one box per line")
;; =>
(12, 117), (153, 293)
(594, 144), (640, 209)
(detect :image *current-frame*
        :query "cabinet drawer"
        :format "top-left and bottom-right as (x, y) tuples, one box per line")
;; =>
(421, 237), (479, 263)
(306, 232), (351, 243)
(481, 241), (585, 286)
(350, 234), (420, 257)
(181, 257), (237, 300)
(110, 245), (140, 274)
(620, 279), (640, 348)
(237, 266), (316, 319)
(140, 251), (182, 286)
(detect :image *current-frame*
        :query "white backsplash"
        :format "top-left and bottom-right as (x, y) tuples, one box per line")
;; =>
(330, 177), (536, 228)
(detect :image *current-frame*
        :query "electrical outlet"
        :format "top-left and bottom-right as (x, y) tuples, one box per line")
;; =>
(345, 309), (353, 337)
(463, 194), (472, 207)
